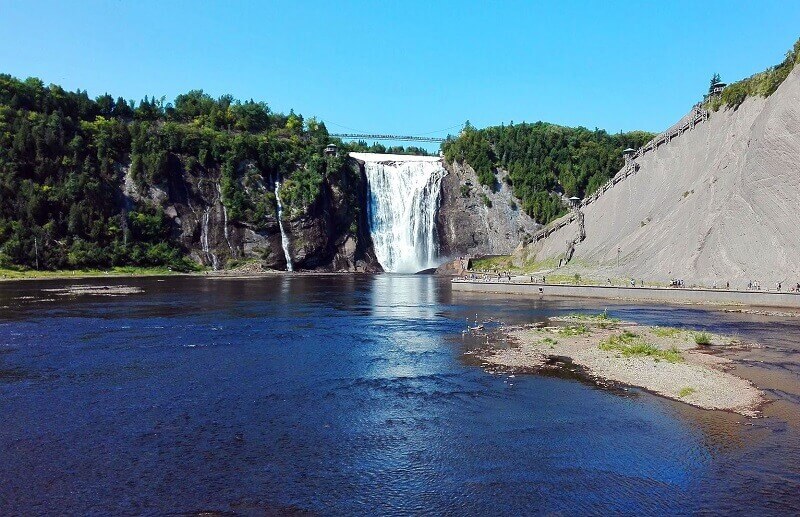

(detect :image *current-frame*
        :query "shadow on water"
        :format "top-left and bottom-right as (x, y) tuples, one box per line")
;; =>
(0, 275), (798, 514)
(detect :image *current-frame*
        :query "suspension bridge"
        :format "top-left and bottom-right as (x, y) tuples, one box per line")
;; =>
(330, 133), (447, 143)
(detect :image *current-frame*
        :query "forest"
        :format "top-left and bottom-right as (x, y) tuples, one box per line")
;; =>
(0, 74), (412, 271)
(442, 122), (653, 223)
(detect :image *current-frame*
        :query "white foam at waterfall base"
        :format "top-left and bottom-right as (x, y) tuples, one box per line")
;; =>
(356, 153), (447, 273)
(274, 181), (293, 272)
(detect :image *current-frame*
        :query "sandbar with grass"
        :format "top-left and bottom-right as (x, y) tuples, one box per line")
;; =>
(480, 312), (764, 416)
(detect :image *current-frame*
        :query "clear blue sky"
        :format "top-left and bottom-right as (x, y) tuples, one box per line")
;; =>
(1, 0), (798, 150)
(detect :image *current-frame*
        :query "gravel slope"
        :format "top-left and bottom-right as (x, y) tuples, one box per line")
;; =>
(516, 67), (800, 287)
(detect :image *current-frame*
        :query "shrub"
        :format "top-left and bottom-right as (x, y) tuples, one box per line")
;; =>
(694, 332), (711, 345)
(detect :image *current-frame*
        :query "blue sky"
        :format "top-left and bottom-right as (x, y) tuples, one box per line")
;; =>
(1, 1), (798, 150)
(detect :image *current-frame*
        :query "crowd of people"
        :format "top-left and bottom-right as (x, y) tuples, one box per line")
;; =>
(746, 281), (800, 292)
(463, 270), (514, 282)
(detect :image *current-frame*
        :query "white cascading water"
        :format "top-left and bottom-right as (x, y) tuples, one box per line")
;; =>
(352, 153), (447, 273)
(217, 183), (234, 256)
(274, 181), (293, 272)
(200, 208), (219, 270)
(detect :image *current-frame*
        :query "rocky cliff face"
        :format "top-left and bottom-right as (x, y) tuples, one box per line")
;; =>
(122, 151), (540, 273)
(123, 158), (382, 272)
(515, 66), (800, 286)
(437, 161), (540, 258)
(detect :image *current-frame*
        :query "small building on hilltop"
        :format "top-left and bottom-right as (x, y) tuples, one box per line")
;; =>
(709, 82), (727, 96)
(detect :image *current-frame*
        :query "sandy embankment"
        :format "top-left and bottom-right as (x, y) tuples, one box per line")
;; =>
(480, 315), (764, 416)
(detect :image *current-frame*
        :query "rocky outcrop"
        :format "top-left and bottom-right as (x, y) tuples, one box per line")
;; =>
(437, 161), (540, 257)
(434, 257), (468, 276)
(122, 157), (382, 272)
(284, 165), (382, 272)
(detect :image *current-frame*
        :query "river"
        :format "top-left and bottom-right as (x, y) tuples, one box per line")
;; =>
(0, 275), (798, 514)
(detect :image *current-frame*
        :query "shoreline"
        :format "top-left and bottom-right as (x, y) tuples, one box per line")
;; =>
(452, 279), (800, 310)
(0, 267), (383, 283)
(476, 316), (765, 416)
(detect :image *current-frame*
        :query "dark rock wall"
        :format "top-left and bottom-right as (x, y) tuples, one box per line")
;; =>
(123, 157), (382, 272)
(437, 161), (540, 258)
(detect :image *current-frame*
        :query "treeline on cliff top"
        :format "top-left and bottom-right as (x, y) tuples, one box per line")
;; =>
(0, 74), (420, 271)
(442, 122), (653, 224)
(708, 37), (800, 111)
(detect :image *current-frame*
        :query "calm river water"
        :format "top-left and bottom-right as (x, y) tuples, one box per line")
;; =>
(0, 275), (798, 515)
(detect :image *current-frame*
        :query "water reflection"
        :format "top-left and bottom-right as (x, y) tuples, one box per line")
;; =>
(369, 274), (440, 320)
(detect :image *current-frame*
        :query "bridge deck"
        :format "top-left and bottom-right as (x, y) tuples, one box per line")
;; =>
(331, 133), (445, 143)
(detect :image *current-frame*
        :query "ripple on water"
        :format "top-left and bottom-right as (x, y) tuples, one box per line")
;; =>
(0, 276), (797, 514)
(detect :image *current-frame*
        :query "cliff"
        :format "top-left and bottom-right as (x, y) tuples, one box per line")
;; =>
(123, 157), (382, 272)
(515, 66), (800, 287)
(437, 161), (539, 257)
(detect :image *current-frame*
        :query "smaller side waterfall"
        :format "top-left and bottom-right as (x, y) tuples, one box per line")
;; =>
(274, 181), (293, 272)
(217, 183), (234, 256)
(200, 208), (219, 270)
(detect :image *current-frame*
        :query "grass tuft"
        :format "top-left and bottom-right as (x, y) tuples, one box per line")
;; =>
(652, 326), (682, 338)
(599, 331), (683, 363)
(557, 324), (588, 337)
(678, 386), (697, 398)
(565, 310), (620, 328)
(539, 337), (558, 346)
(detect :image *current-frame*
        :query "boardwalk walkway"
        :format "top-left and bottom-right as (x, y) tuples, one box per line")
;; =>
(525, 104), (709, 246)
(451, 278), (800, 309)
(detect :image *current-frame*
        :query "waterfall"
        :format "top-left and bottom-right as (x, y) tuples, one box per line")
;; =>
(217, 183), (234, 256)
(353, 153), (447, 273)
(274, 181), (293, 272)
(201, 209), (209, 256)
(200, 208), (219, 270)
